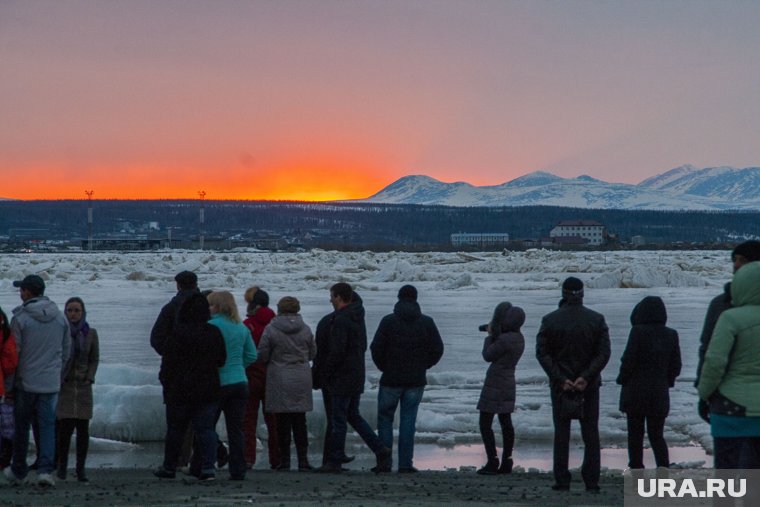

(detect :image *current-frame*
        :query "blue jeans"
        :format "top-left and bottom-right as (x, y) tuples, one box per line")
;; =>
(377, 386), (424, 469)
(11, 390), (58, 478)
(163, 401), (219, 475)
(328, 393), (383, 465)
(219, 382), (249, 478)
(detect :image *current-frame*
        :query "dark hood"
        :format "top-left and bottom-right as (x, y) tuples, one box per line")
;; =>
(393, 299), (421, 322)
(176, 293), (211, 324)
(342, 291), (365, 322)
(630, 296), (667, 326)
(501, 306), (525, 332)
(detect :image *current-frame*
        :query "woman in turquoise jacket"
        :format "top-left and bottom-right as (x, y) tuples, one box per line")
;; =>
(697, 261), (760, 469)
(208, 290), (257, 480)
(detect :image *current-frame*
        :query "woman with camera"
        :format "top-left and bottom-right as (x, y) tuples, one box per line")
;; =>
(476, 302), (526, 475)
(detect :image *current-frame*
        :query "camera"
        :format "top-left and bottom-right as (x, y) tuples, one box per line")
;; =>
(478, 324), (488, 332)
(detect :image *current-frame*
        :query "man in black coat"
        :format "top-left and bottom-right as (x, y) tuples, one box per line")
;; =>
(314, 282), (391, 473)
(694, 240), (760, 422)
(536, 277), (610, 492)
(150, 270), (199, 357)
(370, 285), (443, 473)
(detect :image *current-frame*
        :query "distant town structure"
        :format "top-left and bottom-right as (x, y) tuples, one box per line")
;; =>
(450, 233), (510, 248)
(549, 220), (607, 246)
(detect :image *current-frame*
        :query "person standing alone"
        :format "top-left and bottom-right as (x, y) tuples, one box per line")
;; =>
(536, 277), (610, 492)
(370, 285), (443, 473)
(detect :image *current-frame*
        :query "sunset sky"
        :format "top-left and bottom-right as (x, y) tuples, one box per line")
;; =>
(2, 1), (759, 200)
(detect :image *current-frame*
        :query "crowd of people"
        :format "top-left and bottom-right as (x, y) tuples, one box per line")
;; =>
(0, 240), (758, 491)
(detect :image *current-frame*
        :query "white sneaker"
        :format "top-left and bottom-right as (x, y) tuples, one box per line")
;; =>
(3, 467), (21, 486)
(37, 473), (55, 487)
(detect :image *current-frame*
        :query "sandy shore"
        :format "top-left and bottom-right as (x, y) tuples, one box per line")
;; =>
(0, 467), (624, 506)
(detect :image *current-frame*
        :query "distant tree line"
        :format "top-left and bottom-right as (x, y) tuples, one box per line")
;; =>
(1, 200), (758, 247)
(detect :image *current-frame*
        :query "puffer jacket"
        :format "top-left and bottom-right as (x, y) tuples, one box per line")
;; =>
(244, 306), (276, 384)
(617, 296), (681, 417)
(477, 306), (525, 414)
(160, 293), (227, 405)
(258, 314), (315, 413)
(0, 332), (18, 397)
(370, 299), (444, 388)
(698, 261), (760, 415)
(11, 296), (70, 393)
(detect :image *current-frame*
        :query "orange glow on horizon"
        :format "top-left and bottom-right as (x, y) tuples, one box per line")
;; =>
(3, 161), (393, 201)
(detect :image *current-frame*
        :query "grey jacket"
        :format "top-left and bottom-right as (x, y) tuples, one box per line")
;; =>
(11, 296), (70, 393)
(259, 314), (316, 413)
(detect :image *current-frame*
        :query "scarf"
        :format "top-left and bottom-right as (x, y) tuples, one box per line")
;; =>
(68, 318), (90, 362)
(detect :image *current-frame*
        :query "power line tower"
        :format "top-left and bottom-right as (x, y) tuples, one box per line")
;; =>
(198, 190), (206, 250)
(85, 190), (94, 251)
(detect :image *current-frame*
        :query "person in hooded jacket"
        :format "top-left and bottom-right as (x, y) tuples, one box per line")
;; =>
(370, 285), (443, 473)
(6, 275), (69, 486)
(258, 296), (316, 471)
(314, 283), (391, 473)
(242, 287), (279, 470)
(698, 261), (760, 469)
(55, 297), (100, 482)
(153, 292), (227, 481)
(476, 302), (525, 475)
(695, 241), (760, 423)
(0, 306), (18, 470)
(617, 296), (681, 470)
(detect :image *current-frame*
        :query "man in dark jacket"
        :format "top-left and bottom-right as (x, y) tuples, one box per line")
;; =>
(695, 240), (760, 422)
(536, 277), (610, 492)
(154, 293), (226, 481)
(315, 282), (391, 473)
(150, 271), (199, 357)
(370, 285), (443, 473)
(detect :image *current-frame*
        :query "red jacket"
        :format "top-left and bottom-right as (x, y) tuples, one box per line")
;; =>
(1, 333), (19, 398)
(243, 307), (275, 383)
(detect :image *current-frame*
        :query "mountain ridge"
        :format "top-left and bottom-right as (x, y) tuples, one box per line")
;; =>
(362, 165), (760, 210)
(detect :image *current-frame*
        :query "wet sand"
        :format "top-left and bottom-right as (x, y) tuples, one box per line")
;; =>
(0, 467), (623, 506)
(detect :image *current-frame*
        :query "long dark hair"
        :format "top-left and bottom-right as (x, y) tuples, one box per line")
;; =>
(0, 306), (11, 342)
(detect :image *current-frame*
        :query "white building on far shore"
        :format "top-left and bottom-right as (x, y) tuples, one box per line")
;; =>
(451, 233), (510, 248)
(549, 220), (606, 246)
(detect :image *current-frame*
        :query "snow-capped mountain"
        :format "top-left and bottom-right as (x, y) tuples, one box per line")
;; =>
(362, 166), (760, 210)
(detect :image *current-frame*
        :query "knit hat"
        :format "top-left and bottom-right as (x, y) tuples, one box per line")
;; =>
(732, 240), (760, 262)
(397, 284), (418, 301)
(252, 289), (270, 307)
(277, 296), (300, 315)
(561, 276), (584, 294)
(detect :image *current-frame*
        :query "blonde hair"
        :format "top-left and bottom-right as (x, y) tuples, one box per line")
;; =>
(243, 286), (259, 304)
(207, 290), (241, 323)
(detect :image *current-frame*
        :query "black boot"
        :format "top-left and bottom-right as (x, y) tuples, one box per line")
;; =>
(477, 458), (499, 475)
(297, 446), (313, 471)
(498, 455), (513, 474)
(76, 467), (89, 483)
(56, 460), (67, 481)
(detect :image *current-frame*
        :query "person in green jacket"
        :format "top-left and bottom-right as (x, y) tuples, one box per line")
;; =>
(697, 261), (760, 469)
